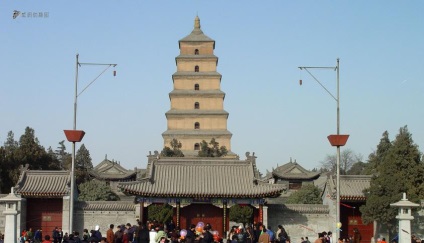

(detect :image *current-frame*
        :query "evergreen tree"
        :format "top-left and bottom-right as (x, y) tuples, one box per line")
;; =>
(78, 179), (119, 201)
(55, 140), (71, 170)
(360, 126), (424, 235)
(0, 146), (5, 193)
(229, 205), (253, 224)
(17, 127), (47, 169)
(198, 138), (228, 157)
(75, 144), (93, 184)
(1, 131), (18, 192)
(160, 139), (184, 157)
(285, 184), (323, 204)
(363, 131), (392, 175)
(1, 128), (61, 193)
(147, 204), (173, 223)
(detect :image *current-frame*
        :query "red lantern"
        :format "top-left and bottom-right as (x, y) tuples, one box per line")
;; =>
(299, 79), (302, 85)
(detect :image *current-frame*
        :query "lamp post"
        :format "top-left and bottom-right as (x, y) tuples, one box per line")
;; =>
(64, 54), (117, 233)
(298, 58), (348, 240)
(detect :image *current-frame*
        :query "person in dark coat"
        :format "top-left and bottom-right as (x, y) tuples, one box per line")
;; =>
(186, 225), (196, 243)
(200, 227), (213, 243)
(138, 224), (150, 243)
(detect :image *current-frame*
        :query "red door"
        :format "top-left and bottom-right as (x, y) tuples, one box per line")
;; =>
(341, 203), (373, 243)
(347, 215), (373, 243)
(26, 198), (63, 236)
(180, 204), (223, 236)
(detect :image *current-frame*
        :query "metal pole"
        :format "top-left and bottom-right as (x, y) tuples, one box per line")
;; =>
(336, 58), (340, 241)
(69, 54), (79, 234)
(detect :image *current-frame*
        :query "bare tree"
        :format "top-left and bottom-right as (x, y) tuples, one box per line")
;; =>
(320, 149), (363, 174)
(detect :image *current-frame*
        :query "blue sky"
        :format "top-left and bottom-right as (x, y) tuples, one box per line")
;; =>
(1, 1), (423, 173)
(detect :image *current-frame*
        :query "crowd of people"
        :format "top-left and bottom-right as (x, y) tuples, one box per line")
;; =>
(13, 220), (222, 243)
(11, 221), (288, 243)
(314, 228), (361, 243)
(226, 223), (290, 243)
(2, 222), (368, 243)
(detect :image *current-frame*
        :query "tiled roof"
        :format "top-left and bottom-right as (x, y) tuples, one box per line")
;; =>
(327, 175), (372, 201)
(176, 54), (217, 60)
(90, 159), (137, 180)
(14, 170), (71, 198)
(169, 90), (225, 97)
(172, 71), (222, 78)
(165, 110), (229, 117)
(76, 201), (135, 211)
(179, 16), (215, 44)
(118, 158), (285, 198)
(272, 161), (320, 180)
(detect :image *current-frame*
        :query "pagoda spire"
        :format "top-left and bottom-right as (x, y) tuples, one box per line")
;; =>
(194, 15), (201, 29)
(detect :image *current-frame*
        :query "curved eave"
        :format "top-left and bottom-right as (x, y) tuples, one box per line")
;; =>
(175, 55), (218, 66)
(165, 110), (229, 118)
(90, 173), (137, 181)
(120, 188), (283, 199)
(340, 196), (367, 202)
(178, 39), (215, 49)
(169, 92), (225, 99)
(162, 130), (233, 137)
(18, 192), (67, 198)
(108, 174), (136, 180)
(172, 72), (222, 83)
(272, 172), (321, 180)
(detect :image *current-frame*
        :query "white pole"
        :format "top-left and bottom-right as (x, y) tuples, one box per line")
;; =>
(69, 54), (79, 233)
(335, 58), (340, 241)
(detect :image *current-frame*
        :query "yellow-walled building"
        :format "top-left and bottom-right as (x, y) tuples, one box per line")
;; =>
(162, 16), (233, 157)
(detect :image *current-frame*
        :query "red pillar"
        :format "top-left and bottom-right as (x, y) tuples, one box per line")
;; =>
(259, 204), (263, 223)
(140, 201), (144, 223)
(176, 201), (181, 228)
(223, 201), (227, 238)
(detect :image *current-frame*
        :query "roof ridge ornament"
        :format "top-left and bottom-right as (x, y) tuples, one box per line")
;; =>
(194, 15), (200, 29)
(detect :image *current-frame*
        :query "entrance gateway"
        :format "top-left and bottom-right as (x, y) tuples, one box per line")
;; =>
(119, 153), (285, 236)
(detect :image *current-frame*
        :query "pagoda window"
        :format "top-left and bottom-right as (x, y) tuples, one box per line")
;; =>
(195, 65), (199, 72)
(194, 122), (200, 129)
(194, 102), (199, 109)
(195, 84), (199, 90)
(194, 143), (200, 150)
(195, 49), (199, 55)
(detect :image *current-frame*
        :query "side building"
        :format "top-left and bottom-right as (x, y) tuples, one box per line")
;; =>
(265, 159), (321, 199)
(322, 175), (373, 243)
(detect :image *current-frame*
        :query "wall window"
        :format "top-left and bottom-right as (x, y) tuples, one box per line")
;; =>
(194, 84), (199, 90)
(194, 143), (200, 150)
(195, 65), (199, 72)
(194, 122), (200, 129)
(195, 49), (199, 55)
(194, 102), (199, 109)
(289, 182), (302, 190)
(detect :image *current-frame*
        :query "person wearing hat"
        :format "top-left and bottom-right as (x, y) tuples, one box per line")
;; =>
(91, 225), (102, 242)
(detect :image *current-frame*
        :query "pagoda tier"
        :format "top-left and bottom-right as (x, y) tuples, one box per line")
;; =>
(162, 16), (233, 156)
